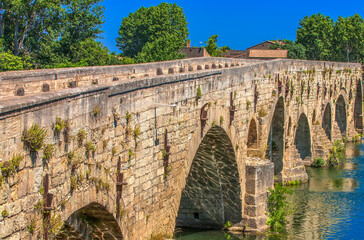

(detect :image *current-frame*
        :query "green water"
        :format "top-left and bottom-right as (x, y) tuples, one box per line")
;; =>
(175, 143), (364, 240)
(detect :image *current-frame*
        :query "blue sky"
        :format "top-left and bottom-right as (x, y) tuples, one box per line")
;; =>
(100, 0), (364, 53)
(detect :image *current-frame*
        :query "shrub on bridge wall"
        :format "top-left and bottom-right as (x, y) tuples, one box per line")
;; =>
(267, 183), (293, 232)
(22, 124), (47, 152)
(0, 154), (24, 179)
(312, 157), (325, 168)
(43, 144), (56, 162)
(54, 117), (66, 134)
(196, 86), (202, 99)
(328, 140), (346, 167)
(77, 129), (86, 146)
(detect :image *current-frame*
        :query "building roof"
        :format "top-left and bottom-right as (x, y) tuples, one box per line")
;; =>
(248, 49), (288, 58)
(180, 47), (210, 58)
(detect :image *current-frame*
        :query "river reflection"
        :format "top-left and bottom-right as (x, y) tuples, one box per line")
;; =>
(175, 143), (364, 240)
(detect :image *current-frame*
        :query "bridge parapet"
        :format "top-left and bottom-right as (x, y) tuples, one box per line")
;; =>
(0, 57), (262, 99)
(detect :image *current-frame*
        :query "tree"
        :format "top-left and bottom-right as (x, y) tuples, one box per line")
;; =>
(296, 13), (334, 61)
(116, 3), (189, 60)
(136, 34), (185, 63)
(204, 35), (230, 57)
(333, 14), (364, 63)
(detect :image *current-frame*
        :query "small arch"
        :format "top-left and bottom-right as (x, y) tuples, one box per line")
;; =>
(335, 94), (347, 136)
(294, 113), (312, 162)
(322, 103), (332, 140)
(354, 80), (363, 130)
(113, 77), (119, 81)
(55, 202), (123, 239)
(68, 81), (77, 88)
(168, 68), (174, 74)
(157, 67), (163, 75)
(42, 83), (50, 92)
(176, 126), (242, 229)
(225, 63), (229, 68)
(212, 64), (217, 69)
(16, 87), (25, 96)
(218, 64), (223, 68)
(188, 66), (194, 71)
(197, 65), (202, 70)
(179, 67), (185, 73)
(205, 64), (210, 69)
(92, 79), (98, 85)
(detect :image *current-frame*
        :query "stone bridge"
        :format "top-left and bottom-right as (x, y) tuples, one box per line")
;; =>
(0, 57), (362, 239)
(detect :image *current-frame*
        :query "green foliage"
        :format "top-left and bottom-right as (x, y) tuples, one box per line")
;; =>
(128, 148), (134, 161)
(93, 106), (101, 116)
(0, 52), (30, 71)
(27, 218), (37, 234)
(54, 117), (66, 134)
(204, 35), (230, 57)
(125, 111), (132, 124)
(22, 124), (47, 152)
(246, 100), (251, 109)
(258, 108), (268, 118)
(2, 209), (8, 218)
(196, 86), (202, 99)
(267, 183), (293, 232)
(85, 141), (96, 157)
(117, 3), (188, 62)
(223, 221), (232, 229)
(112, 147), (117, 156)
(70, 175), (78, 191)
(211, 121), (215, 127)
(328, 140), (346, 167)
(296, 13), (334, 61)
(77, 129), (86, 145)
(133, 125), (141, 139)
(43, 144), (55, 162)
(1, 154), (24, 178)
(312, 157), (325, 168)
(220, 116), (224, 125)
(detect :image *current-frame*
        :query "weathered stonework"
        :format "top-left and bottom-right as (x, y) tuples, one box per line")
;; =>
(0, 58), (362, 239)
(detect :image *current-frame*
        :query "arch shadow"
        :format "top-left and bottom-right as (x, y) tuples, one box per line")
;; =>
(322, 103), (332, 140)
(335, 94), (347, 137)
(354, 80), (363, 131)
(295, 113), (312, 162)
(176, 126), (242, 229)
(247, 118), (259, 157)
(266, 97), (284, 176)
(55, 202), (123, 240)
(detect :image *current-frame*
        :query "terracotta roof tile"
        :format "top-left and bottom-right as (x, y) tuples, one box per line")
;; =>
(248, 49), (288, 58)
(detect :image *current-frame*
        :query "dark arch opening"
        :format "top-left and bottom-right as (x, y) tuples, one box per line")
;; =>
(322, 103), (332, 140)
(55, 202), (123, 239)
(247, 119), (258, 157)
(354, 80), (363, 131)
(294, 113), (312, 161)
(176, 126), (242, 229)
(335, 95), (347, 137)
(266, 97), (284, 177)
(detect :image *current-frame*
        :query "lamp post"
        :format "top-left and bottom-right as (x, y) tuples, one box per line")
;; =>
(154, 103), (177, 146)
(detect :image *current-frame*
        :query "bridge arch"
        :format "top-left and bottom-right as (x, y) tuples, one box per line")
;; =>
(176, 126), (242, 229)
(55, 202), (123, 239)
(335, 94), (347, 137)
(354, 80), (363, 131)
(266, 96), (284, 177)
(322, 103), (332, 140)
(294, 113), (312, 162)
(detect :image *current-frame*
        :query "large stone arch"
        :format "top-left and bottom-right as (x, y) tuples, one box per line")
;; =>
(55, 202), (123, 240)
(322, 103), (332, 140)
(176, 126), (242, 229)
(294, 113), (312, 161)
(247, 118), (258, 157)
(354, 80), (363, 131)
(266, 96), (284, 177)
(335, 94), (347, 136)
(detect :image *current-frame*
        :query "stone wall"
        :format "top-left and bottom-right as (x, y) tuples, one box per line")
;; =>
(0, 58), (362, 239)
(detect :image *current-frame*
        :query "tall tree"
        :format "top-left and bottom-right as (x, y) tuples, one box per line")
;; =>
(296, 13), (334, 61)
(116, 3), (189, 61)
(333, 14), (364, 63)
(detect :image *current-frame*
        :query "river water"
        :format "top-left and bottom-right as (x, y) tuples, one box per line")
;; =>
(175, 142), (364, 240)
